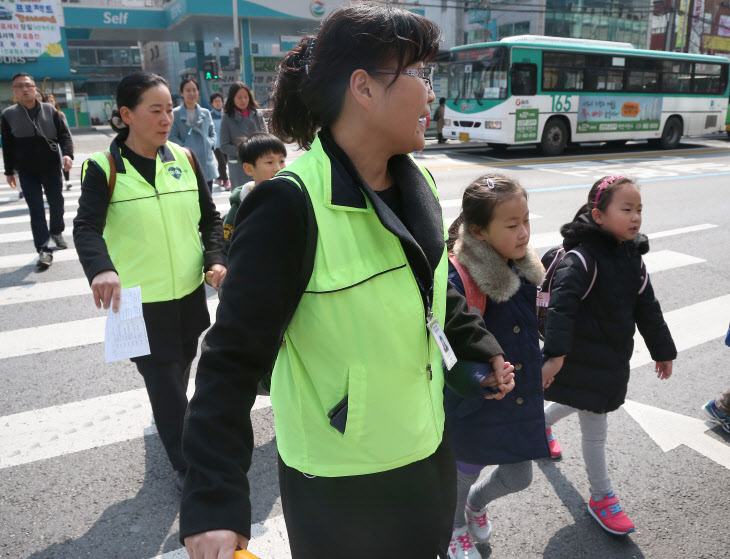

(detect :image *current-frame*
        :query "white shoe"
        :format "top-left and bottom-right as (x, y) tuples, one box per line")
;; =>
(448, 525), (482, 559)
(465, 503), (492, 542)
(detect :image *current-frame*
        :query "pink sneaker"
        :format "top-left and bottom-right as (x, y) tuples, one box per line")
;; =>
(465, 503), (492, 542)
(546, 427), (562, 459)
(587, 493), (635, 535)
(448, 525), (482, 559)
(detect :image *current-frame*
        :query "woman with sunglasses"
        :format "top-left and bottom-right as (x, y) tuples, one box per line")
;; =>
(180, 4), (514, 558)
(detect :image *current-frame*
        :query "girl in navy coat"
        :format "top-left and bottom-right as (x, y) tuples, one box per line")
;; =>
(445, 174), (549, 559)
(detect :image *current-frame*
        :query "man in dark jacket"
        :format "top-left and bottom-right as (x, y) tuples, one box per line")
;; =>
(2, 72), (74, 269)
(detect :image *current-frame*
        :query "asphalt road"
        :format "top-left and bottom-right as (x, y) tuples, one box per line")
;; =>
(1, 131), (729, 559)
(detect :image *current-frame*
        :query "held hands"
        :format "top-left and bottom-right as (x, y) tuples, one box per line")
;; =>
(655, 360), (673, 380)
(90, 270), (122, 313)
(541, 356), (565, 389)
(5, 175), (17, 189)
(62, 155), (73, 173)
(205, 264), (227, 291)
(480, 355), (515, 400)
(184, 529), (249, 559)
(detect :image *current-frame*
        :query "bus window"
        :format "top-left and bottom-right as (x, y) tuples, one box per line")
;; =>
(542, 52), (585, 91)
(448, 48), (508, 100)
(693, 63), (725, 94)
(511, 64), (536, 95)
(661, 61), (692, 93)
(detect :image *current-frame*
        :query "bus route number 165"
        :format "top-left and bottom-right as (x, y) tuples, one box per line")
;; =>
(551, 95), (574, 112)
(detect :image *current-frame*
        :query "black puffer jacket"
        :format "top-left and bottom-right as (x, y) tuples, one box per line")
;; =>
(543, 214), (677, 413)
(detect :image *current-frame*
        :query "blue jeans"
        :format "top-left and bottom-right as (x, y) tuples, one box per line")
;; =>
(17, 169), (65, 252)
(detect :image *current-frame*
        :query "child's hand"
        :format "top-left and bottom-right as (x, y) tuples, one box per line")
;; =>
(542, 356), (565, 389)
(481, 356), (515, 400)
(655, 360), (673, 380)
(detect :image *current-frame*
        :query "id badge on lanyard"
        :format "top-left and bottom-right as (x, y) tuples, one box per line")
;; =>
(427, 316), (457, 370)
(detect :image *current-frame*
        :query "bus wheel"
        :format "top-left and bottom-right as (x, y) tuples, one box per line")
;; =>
(656, 117), (682, 149)
(540, 119), (568, 156)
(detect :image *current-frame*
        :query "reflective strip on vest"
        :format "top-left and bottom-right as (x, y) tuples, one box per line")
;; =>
(271, 136), (449, 477)
(84, 142), (204, 303)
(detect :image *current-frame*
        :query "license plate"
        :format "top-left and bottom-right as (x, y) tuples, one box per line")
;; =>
(459, 132), (470, 142)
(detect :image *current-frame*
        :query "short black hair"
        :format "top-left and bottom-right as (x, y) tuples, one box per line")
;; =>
(439, 97), (446, 104)
(11, 72), (33, 83)
(237, 132), (287, 165)
(209, 92), (224, 104)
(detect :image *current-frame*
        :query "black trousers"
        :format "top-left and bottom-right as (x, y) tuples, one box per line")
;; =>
(278, 433), (456, 559)
(213, 148), (228, 182)
(134, 342), (197, 471)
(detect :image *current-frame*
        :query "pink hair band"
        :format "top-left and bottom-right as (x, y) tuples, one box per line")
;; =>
(594, 175), (623, 207)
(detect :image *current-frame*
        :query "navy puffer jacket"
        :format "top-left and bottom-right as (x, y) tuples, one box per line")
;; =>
(445, 226), (550, 466)
(543, 214), (677, 413)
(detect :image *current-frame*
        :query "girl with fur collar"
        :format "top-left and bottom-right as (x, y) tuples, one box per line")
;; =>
(445, 175), (550, 559)
(541, 175), (676, 537)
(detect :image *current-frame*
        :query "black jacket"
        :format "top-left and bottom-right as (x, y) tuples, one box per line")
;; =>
(543, 214), (677, 413)
(179, 129), (504, 542)
(1, 101), (73, 176)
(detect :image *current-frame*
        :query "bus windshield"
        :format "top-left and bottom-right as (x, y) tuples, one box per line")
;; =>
(449, 46), (508, 100)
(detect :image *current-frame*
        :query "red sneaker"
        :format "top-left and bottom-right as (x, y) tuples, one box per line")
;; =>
(545, 427), (562, 459)
(587, 493), (635, 535)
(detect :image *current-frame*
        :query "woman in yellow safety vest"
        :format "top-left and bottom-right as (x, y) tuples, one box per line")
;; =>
(180, 5), (514, 559)
(73, 72), (226, 494)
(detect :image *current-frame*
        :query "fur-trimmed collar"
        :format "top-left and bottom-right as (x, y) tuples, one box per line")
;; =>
(561, 213), (649, 255)
(453, 223), (545, 303)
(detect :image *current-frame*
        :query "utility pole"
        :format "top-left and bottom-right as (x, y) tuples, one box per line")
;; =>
(232, 0), (242, 81)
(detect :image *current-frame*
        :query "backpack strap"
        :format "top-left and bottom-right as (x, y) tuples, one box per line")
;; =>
(104, 151), (116, 199)
(448, 253), (487, 316)
(565, 247), (598, 300)
(637, 257), (649, 295)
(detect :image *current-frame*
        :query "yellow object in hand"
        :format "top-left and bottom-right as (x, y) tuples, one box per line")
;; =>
(234, 550), (260, 559)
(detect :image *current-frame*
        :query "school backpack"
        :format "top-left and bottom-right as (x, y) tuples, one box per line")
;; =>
(536, 244), (648, 338)
(448, 253), (487, 316)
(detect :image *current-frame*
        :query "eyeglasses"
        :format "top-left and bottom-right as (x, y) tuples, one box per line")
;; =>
(374, 67), (433, 90)
(12, 83), (36, 89)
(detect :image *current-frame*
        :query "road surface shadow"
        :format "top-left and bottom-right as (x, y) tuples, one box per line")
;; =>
(537, 458), (646, 559)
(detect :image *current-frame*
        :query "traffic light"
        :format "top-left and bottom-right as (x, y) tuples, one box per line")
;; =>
(203, 60), (219, 80)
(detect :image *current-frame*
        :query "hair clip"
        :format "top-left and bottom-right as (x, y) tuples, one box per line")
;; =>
(594, 175), (623, 207)
(486, 178), (495, 189)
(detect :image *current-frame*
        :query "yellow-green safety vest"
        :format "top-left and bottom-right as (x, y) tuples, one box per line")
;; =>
(271, 135), (449, 477)
(83, 142), (204, 303)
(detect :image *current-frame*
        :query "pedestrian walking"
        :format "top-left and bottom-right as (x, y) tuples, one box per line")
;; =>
(219, 82), (266, 189)
(444, 174), (550, 559)
(73, 72), (226, 493)
(169, 76), (218, 193)
(44, 93), (74, 190)
(209, 92), (229, 190)
(702, 322), (730, 433)
(2, 72), (73, 268)
(180, 5), (516, 559)
(541, 175), (677, 535)
(436, 97), (447, 143)
(222, 132), (287, 256)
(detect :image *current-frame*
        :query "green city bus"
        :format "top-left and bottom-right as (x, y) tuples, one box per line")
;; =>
(443, 36), (730, 155)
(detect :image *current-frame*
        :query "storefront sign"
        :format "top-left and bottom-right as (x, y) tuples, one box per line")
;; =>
(576, 96), (662, 134)
(719, 15), (730, 38)
(0, 0), (63, 59)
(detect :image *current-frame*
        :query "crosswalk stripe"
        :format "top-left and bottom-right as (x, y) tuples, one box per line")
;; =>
(152, 514), (291, 559)
(0, 277), (90, 306)
(0, 386), (272, 470)
(641, 250), (705, 273)
(0, 248), (79, 270)
(531, 223), (717, 250)
(0, 298), (220, 360)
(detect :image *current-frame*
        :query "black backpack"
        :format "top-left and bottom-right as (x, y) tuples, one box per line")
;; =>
(536, 245), (648, 338)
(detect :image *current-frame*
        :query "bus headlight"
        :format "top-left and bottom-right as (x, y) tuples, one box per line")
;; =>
(443, 119), (451, 126)
(484, 121), (502, 129)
